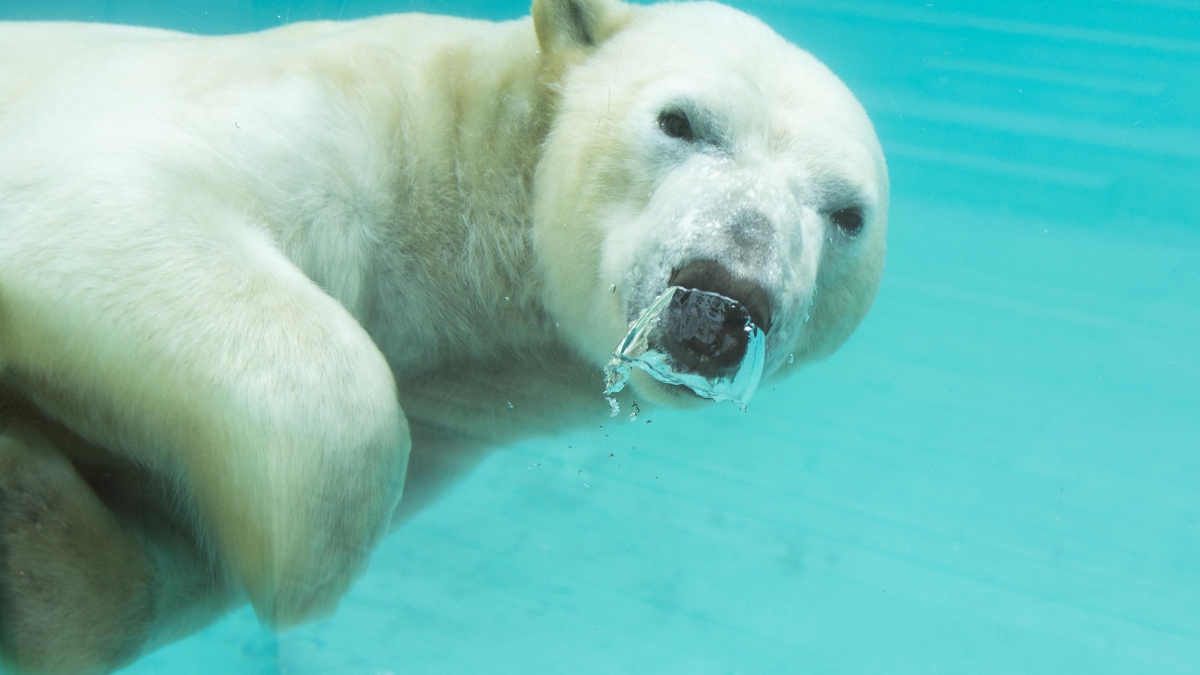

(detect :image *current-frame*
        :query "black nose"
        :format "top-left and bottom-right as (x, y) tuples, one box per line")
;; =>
(669, 260), (772, 332)
(659, 260), (772, 379)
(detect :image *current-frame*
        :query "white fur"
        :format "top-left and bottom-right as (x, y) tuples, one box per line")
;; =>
(0, 1), (886, 671)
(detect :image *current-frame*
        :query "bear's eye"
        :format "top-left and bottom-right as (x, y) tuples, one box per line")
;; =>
(831, 208), (864, 236)
(658, 111), (694, 141)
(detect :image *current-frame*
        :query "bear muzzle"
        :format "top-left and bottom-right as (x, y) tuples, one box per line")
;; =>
(664, 259), (772, 379)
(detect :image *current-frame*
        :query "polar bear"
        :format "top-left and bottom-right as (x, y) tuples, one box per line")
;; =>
(0, 0), (888, 672)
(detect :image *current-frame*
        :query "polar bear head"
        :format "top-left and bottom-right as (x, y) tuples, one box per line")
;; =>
(531, 0), (888, 405)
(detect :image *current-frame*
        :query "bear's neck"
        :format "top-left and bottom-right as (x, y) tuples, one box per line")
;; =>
(372, 17), (561, 376)
(264, 15), (609, 436)
(381, 18), (613, 435)
(269, 17), (553, 375)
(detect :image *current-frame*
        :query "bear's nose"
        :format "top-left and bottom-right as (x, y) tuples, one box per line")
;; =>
(661, 260), (772, 379)
(669, 260), (772, 332)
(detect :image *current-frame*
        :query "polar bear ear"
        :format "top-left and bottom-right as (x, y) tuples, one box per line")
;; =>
(533, 0), (629, 55)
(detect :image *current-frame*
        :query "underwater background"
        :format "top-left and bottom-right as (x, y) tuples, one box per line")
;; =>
(3, 0), (1198, 672)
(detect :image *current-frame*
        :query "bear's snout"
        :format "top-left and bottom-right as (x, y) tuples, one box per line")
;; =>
(661, 260), (772, 379)
(669, 259), (772, 333)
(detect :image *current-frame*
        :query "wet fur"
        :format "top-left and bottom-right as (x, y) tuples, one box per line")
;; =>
(0, 0), (886, 671)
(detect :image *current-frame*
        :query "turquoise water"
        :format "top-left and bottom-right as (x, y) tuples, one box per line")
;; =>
(5, 1), (1199, 672)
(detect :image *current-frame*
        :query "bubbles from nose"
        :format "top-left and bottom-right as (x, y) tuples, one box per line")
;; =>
(669, 259), (772, 332)
(659, 289), (753, 378)
(662, 260), (773, 379)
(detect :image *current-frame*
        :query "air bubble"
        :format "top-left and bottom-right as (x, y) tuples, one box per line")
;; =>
(602, 287), (765, 408)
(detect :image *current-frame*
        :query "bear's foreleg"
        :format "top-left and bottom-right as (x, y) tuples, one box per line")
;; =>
(0, 430), (155, 675)
(0, 425), (249, 675)
(1, 218), (410, 628)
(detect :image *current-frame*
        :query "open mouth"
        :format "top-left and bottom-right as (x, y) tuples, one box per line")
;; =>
(669, 259), (772, 335)
(653, 286), (757, 378)
(603, 260), (771, 411)
(660, 259), (772, 379)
